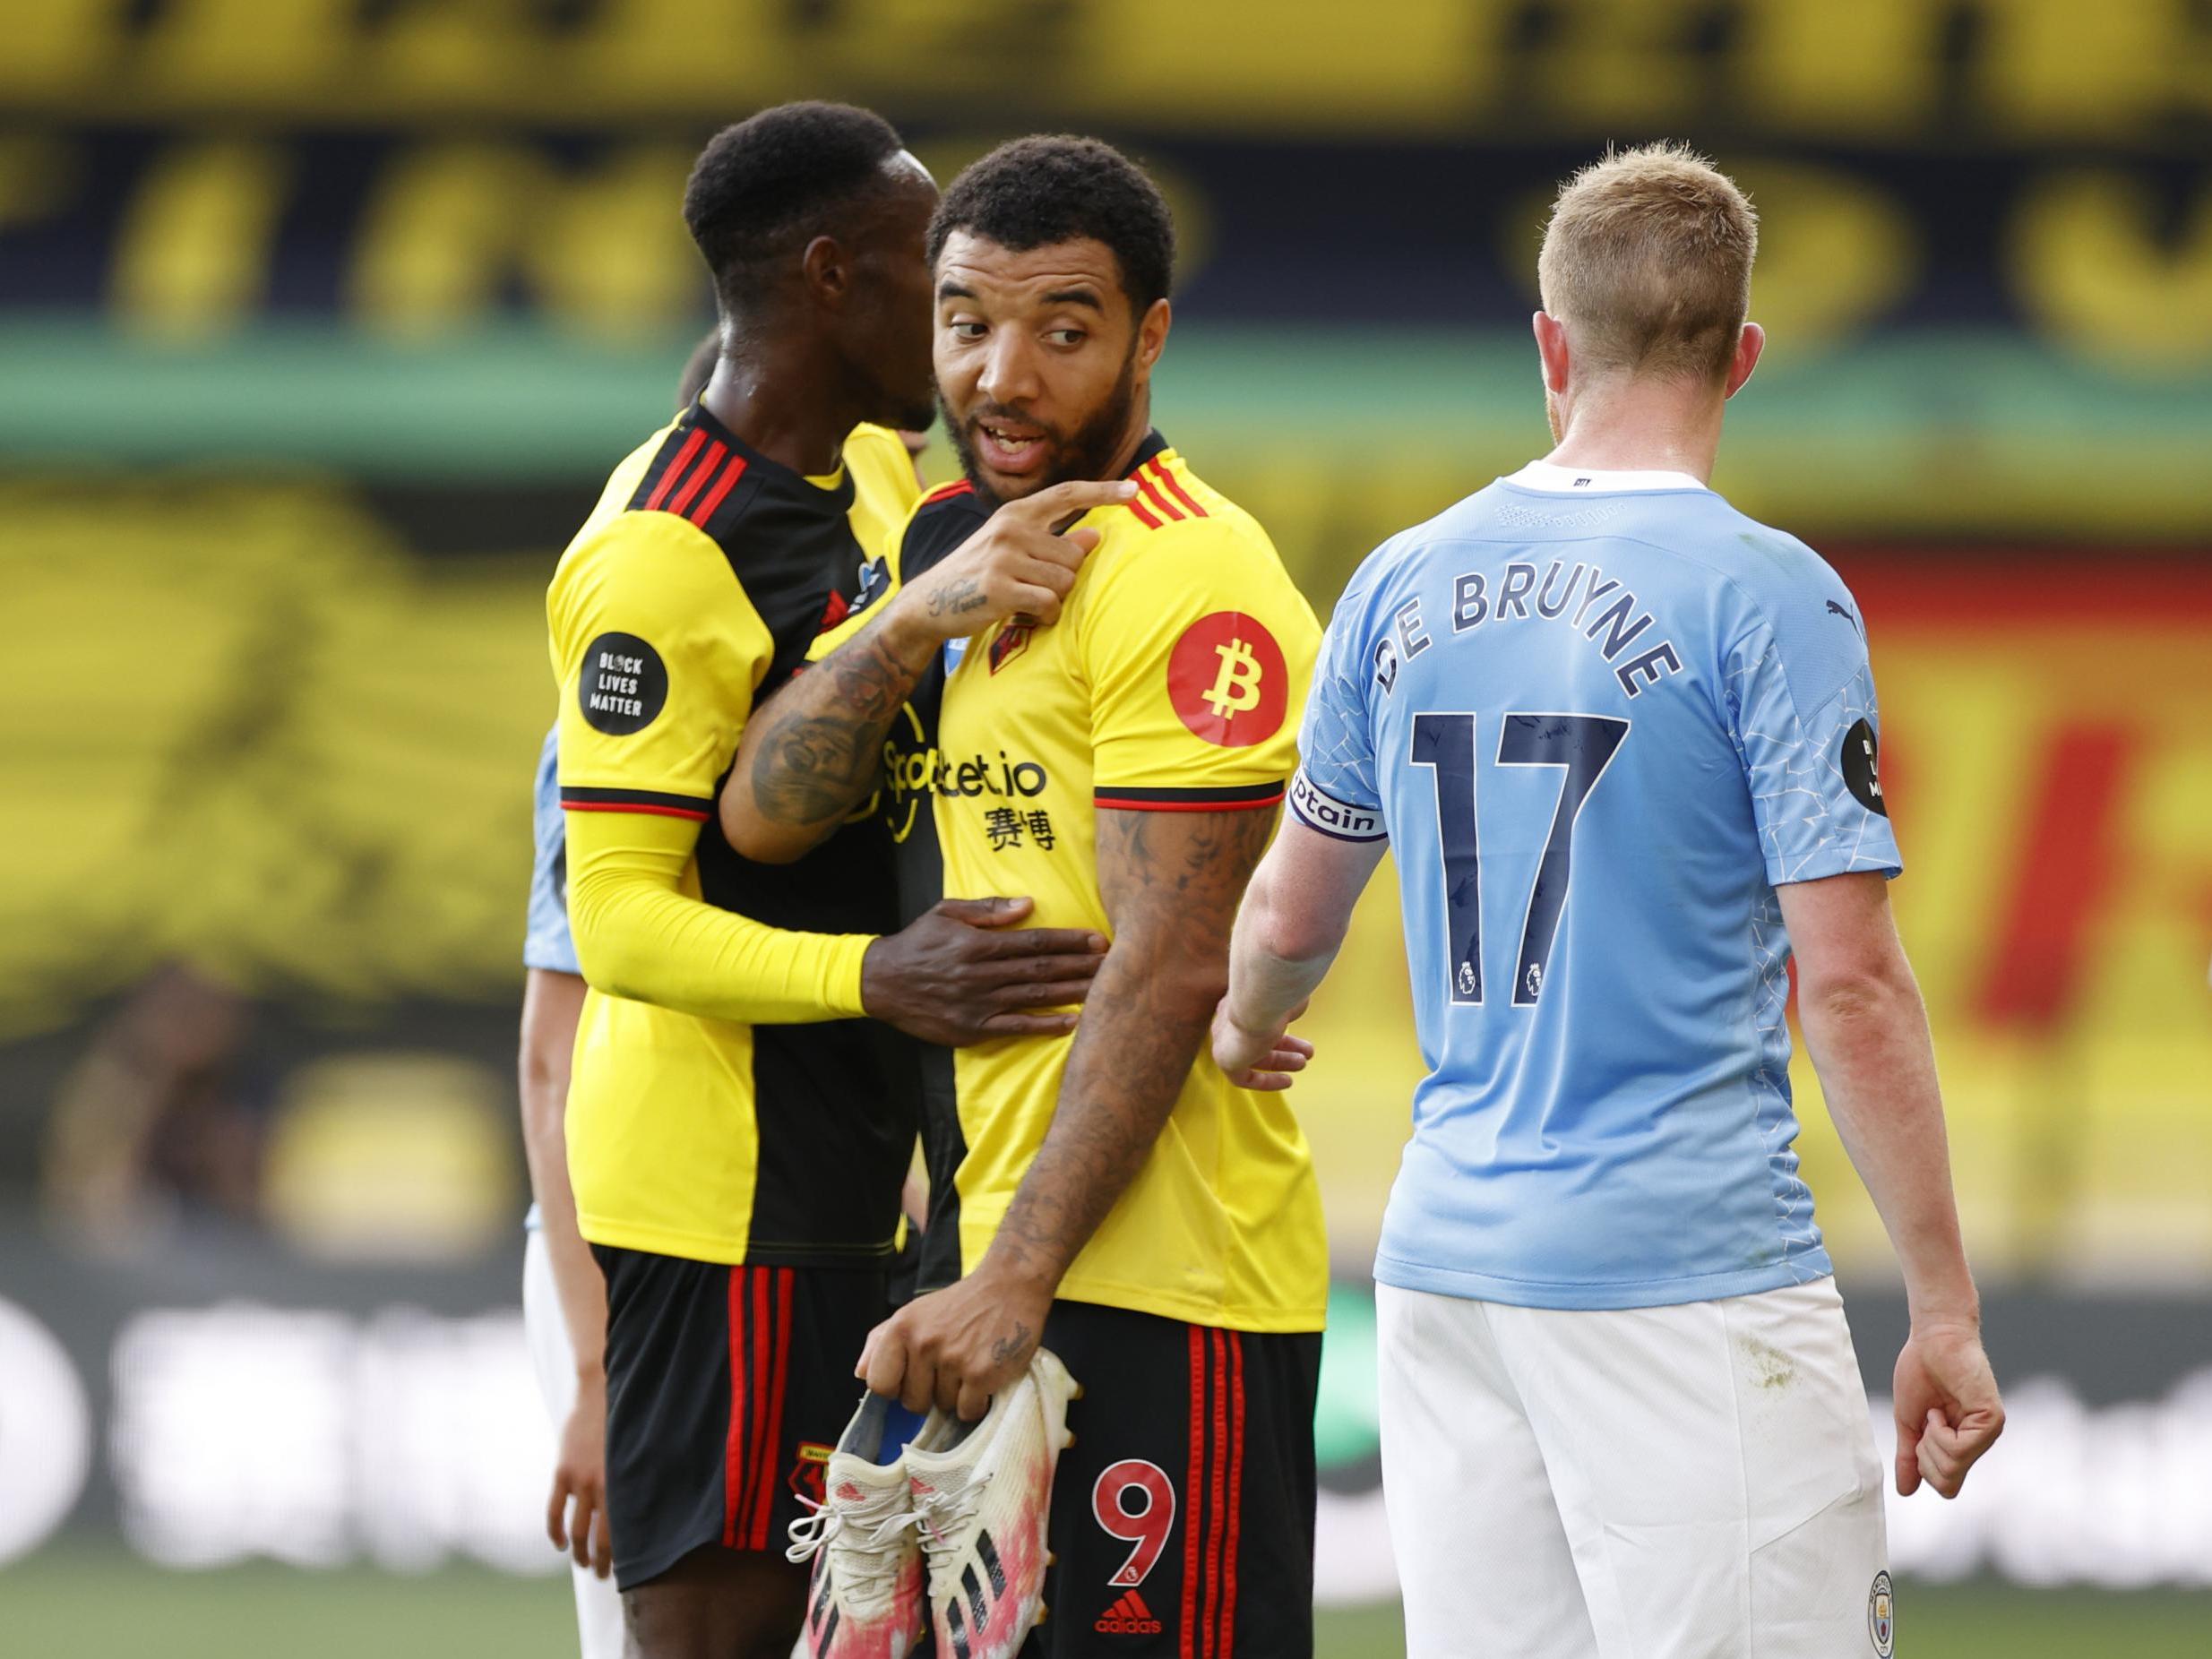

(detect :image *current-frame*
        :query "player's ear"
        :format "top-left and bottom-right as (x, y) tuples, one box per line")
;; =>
(1723, 322), (1765, 400)
(1134, 297), (1171, 374)
(801, 234), (850, 307)
(1533, 311), (1571, 393)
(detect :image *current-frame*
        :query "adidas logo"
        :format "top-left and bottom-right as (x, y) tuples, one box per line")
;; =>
(1094, 1589), (1164, 1636)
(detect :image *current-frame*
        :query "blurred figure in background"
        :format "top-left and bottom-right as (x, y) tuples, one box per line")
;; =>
(41, 961), (266, 1251)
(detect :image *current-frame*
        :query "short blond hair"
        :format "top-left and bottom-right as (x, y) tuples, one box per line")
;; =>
(1537, 142), (1758, 384)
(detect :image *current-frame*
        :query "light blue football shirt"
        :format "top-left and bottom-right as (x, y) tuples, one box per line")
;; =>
(1294, 462), (1901, 1311)
(524, 722), (580, 979)
(521, 722), (579, 1233)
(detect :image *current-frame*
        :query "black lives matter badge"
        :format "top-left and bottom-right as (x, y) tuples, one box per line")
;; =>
(578, 632), (667, 735)
(1841, 718), (1888, 817)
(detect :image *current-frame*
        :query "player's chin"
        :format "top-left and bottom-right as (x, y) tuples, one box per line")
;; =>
(886, 393), (938, 435)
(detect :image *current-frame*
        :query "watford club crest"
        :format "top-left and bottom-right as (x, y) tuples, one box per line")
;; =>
(989, 620), (1033, 673)
(1166, 611), (1288, 746)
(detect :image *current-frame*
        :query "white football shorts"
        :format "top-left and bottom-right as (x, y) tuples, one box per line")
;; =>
(1378, 1276), (1892, 1659)
(523, 1229), (625, 1659)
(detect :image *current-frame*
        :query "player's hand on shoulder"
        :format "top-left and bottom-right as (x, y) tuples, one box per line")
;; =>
(861, 896), (1109, 1046)
(1209, 998), (1314, 1091)
(891, 478), (1135, 642)
(1892, 1319), (2004, 1500)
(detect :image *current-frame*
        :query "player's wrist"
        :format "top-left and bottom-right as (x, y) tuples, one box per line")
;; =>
(1221, 997), (1279, 1047)
(1906, 1301), (1982, 1336)
(975, 1239), (1063, 1300)
(882, 584), (962, 652)
(1904, 1271), (1981, 1332)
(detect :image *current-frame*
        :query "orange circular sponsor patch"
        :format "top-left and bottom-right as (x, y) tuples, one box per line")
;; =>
(1166, 613), (1287, 747)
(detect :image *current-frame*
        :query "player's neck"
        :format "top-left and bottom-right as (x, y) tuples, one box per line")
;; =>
(1097, 391), (1157, 480)
(1544, 383), (1726, 484)
(698, 353), (858, 479)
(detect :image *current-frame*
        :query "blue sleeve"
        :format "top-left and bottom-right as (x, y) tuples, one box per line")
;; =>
(1288, 580), (1388, 841)
(1726, 593), (1903, 886)
(522, 724), (581, 975)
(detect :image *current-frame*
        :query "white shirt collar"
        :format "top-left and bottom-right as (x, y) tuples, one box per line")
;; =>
(1504, 459), (1708, 494)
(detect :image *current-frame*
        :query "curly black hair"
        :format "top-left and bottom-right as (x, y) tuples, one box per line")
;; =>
(683, 102), (904, 309)
(928, 135), (1175, 314)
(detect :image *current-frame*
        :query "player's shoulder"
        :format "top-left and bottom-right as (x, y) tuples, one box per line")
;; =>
(615, 407), (767, 546)
(559, 412), (750, 565)
(1325, 493), (1482, 627)
(1089, 455), (1316, 656)
(1674, 496), (1852, 614)
(554, 480), (734, 610)
(1096, 444), (1284, 574)
(1672, 500), (1876, 714)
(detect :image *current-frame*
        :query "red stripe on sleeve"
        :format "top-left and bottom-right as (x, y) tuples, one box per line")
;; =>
(1219, 1333), (1245, 1657)
(1149, 460), (1208, 519)
(750, 1268), (797, 1550)
(689, 454), (749, 528)
(1133, 467), (1185, 523)
(1181, 1325), (1205, 1659)
(561, 800), (710, 821)
(1201, 1328), (1229, 1657)
(1127, 495), (1165, 530)
(734, 1283), (761, 1557)
(667, 440), (727, 518)
(647, 428), (709, 511)
(1092, 792), (1284, 813)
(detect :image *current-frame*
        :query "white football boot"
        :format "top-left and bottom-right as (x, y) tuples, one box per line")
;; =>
(787, 1393), (930, 1659)
(904, 1348), (1081, 1659)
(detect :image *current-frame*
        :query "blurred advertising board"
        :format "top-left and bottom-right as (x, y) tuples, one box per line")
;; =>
(2, 1231), (2208, 1595)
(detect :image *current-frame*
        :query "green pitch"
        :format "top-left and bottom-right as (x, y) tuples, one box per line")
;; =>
(4, 1547), (2208, 1657)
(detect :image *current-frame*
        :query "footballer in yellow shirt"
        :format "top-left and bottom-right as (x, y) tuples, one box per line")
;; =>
(723, 137), (1327, 1659)
(544, 107), (1109, 1647)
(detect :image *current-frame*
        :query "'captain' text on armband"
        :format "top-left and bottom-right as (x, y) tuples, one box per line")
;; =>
(1289, 770), (1387, 842)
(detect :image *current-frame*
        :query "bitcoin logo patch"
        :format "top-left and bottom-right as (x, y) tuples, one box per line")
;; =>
(1166, 612), (1287, 746)
(1203, 637), (1264, 718)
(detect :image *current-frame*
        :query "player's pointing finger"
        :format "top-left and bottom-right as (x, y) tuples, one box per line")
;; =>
(1020, 477), (1137, 529)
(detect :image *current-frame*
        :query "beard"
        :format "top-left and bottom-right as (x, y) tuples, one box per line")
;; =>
(888, 379), (939, 436)
(944, 348), (1141, 505)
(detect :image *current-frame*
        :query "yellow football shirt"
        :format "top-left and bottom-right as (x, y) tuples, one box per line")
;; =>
(548, 412), (920, 1266)
(881, 437), (1328, 1333)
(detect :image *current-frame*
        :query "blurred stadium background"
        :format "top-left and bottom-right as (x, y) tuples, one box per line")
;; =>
(3, 3), (2210, 1654)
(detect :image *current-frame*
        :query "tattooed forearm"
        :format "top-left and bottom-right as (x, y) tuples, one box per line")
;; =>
(925, 577), (988, 617)
(986, 806), (1278, 1288)
(748, 625), (913, 824)
(724, 612), (933, 851)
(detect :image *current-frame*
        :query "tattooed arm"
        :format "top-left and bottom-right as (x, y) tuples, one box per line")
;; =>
(719, 477), (1133, 864)
(720, 602), (939, 864)
(856, 805), (1311, 1419)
